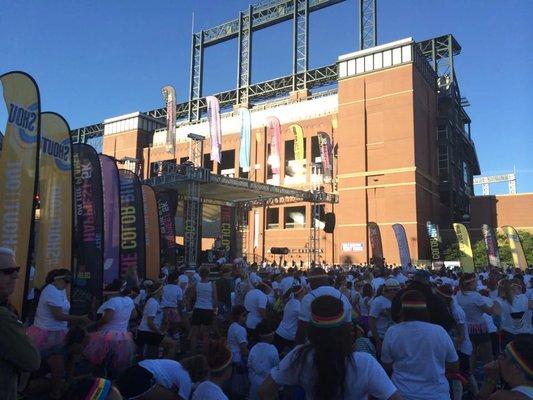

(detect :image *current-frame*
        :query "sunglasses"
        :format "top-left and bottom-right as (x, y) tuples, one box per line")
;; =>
(0, 267), (20, 276)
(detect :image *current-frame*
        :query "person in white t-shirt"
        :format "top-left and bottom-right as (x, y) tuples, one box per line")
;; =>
(83, 279), (137, 375)
(116, 359), (192, 400)
(227, 305), (249, 399)
(161, 271), (183, 343)
(259, 295), (400, 400)
(190, 266), (218, 354)
(368, 278), (400, 354)
(192, 341), (233, 400)
(244, 283), (269, 335)
(381, 289), (459, 400)
(274, 285), (304, 353)
(248, 321), (279, 400)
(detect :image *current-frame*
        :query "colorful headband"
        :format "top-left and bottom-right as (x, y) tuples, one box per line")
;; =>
(401, 300), (427, 309)
(505, 342), (533, 378)
(310, 310), (345, 328)
(210, 352), (233, 373)
(85, 378), (112, 400)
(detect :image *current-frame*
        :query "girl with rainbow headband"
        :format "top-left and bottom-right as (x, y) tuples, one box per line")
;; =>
(62, 377), (122, 400)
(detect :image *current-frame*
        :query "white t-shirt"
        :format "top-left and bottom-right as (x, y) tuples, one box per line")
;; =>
(381, 321), (458, 400)
(138, 297), (163, 332)
(299, 286), (352, 323)
(134, 289), (147, 306)
(33, 284), (70, 331)
(161, 284), (183, 308)
(194, 281), (214, 310)
(139, 359), (192, 400)
(192, 380), (228, 400)
(227, 322), (248, 363)
(368, 295), (393, 339)
(359, 296), (371, 317)
(495, 295), (532, 335)
(178, 274), (189, 291)
(96, 296), (134, 333)
(271, 348), (397, 400)
(245, 289), (268, 329)
(276, 298), (301, 341)
(371, 277), (385, 292)
(248, 342), (279, 390)
(456, 291), (490, 328)
(280, 276), (297, 295)
(250, 272), (262, 286)
(451, 300), (472, 356)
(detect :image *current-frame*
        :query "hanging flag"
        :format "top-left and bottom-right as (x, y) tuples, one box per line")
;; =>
(141, 185), (160, 280)
(291, 124), (305, 161)
(318, 131), (333, 180)
(72, 143), (104, 314)
(99, 154), (121, 286)
(392, 223), (411, 268)
(453, 223), (474, 272)
(426, 221), (444, 268)
(0, 71), (40, 314)
(34, 112), (73, 288)
(220, 205), (236, 261)
(481, 224), (500, 268)
(239, 107), (251, 171)
(206, 96), (221, 164)
(119, 169), (146, 285)
(161, 86), (176, 154)
(266, 116), (281, 174)
(502, 226), (528, 270)
(368, 222), (384, 267)
(156, 190), (177, 268)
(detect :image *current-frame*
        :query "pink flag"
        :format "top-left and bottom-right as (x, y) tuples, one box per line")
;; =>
(206, 96), (221, 164)
(266, 116), (281, 174)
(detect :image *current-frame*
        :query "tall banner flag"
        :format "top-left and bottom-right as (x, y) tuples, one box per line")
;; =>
(156, 190), (177, 268)
(221, 205), (236, 261)
(318, 131), (333, 180)
(266, 116), (281, 175)
(206, 96), (221, 164)
(481, 224), (500, 268)
(291, 124), (305, 161)
(141, 185), (160, 280)
(72, 143), (104, 314)
(426, 221), (444, 268)
(99, 154), (120, 285)
(0, 71), (40, 314)
(502, 226), (528, 270)
(392, 223), (411, 268)
(239, 107), (251, 171)
(161, 86), (176, 154)
(368, 222), (384, 267)
(453, 223), (474, 272)
(119, 169), (146, 285)
(35, 112), (72, 288)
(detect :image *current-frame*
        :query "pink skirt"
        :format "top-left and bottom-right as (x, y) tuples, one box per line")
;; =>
(84, 330), (135, 371)
(163, 307), (181, 324)
(27, 325), (67, 354)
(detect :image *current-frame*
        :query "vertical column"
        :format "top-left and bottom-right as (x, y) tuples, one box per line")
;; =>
(292, 0), (308, 91)
(359, 0), (377, 50)
(237, 5), (253, 106)
(188, 31), (204, 122)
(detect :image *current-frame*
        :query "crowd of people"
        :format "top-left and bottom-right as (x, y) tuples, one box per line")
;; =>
(1, 246), (533, 400)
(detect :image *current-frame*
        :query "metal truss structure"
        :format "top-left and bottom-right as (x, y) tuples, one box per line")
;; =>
(359, 0), (377, 49)
(474, 173), (517, 195)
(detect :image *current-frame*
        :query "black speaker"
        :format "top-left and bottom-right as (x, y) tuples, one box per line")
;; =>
(323, 212), (336, 233)
(270, 247), (289, 255)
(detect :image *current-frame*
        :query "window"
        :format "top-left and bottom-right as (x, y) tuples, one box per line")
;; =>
(203, 154), (213, 172)
(239, 167), (249, 180)
(266, 208), (279, 229)
(179, 156), (189, 165)
(311, 136), (321, 163)
(220, 150), (235, 176)
(284, 206), (305, 229)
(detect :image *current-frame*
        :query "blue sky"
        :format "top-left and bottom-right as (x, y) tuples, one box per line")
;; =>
(1, 0), (532, 194)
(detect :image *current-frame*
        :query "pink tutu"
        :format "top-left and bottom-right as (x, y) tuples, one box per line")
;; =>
(84, 330), (135, 371)
(27, 325), (67, 353)
(163, 307), (181, 324)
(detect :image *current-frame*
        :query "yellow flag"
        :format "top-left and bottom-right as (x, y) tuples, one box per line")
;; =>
(290, 124), (305, 161)
(502, 226), (528, 270)
(0, 72), (40, 314)
(453, 223), (474, 272)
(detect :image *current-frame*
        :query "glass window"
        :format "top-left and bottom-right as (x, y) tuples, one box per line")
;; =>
(266, 208), (279, 229)
(284, 206), (305, 229)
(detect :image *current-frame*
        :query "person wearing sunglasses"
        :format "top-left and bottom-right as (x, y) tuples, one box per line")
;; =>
(0, 247), (41, 400)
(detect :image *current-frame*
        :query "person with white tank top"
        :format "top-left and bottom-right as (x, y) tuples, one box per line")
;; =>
(190, 266), (218, 353)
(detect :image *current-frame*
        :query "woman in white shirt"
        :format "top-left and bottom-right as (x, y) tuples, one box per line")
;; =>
(259, 295), (401, 400)
(161, 271), (183, 342)
(381, 289), (459, 400)
(274, 285), (303, 354)
(248, 321), (279, 400)
(192, 341), (233, 400)
(83, 279), (137, 375)
(190, 266), (218, 353)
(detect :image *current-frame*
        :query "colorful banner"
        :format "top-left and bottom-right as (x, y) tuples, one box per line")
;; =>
(291, 124), (305, 161)
(156, 190), (177, 268)
(318, 131), (333, 179)
(72, 143), (104, 313)
(206, 96), (221, 164)
(0, 71), (40, 314)
(426, 221), (444, 268)
(35, 113), (72, 288)
(392, 223), (411, 268)
(502, 226), (528, 270)
(99, 154), (120, 285)
(481, 224), (500, 268)
(239, 107), (251, 171)
(266, 116), (281, 175)
(162, 86), (176, 154)
(453, 223), (474, 272)
(141, 185), (160, 280)
(368, 222), (384, 267)
(119, 169), (146, 285)
(220, 205), (236, 261)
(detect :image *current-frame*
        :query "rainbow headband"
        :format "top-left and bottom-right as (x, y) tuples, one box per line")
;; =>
(505, 343), (533, 378)
(210, 352), (233, 373)
(85, 378), (112, 400)
(401, 300), (427, 310)
(311, 310), (345, 328)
